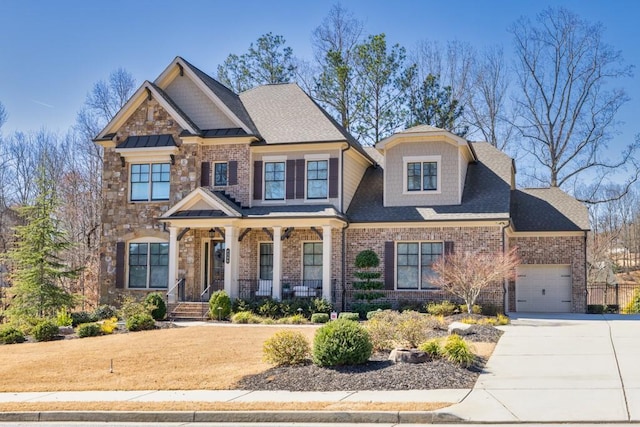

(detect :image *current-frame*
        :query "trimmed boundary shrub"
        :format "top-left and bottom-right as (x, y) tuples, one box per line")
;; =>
(144, 292), (167, 320)
(77, 322), (102, 338)
(313, 318), (372, 366)
(310, 313), (329, 323)
(0, 326), (25, 344)
(126, 313), (155, 332)
(338, 312), (360, 321)
(33, 320), (59, 342)
(209, 290), (231, 320)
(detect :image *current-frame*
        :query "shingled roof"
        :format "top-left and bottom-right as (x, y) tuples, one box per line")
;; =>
(347, 142), (513, 222)
(510, 187), (590, 231)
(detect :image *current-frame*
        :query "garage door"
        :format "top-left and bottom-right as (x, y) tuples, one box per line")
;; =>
(516, 265), (572, 312)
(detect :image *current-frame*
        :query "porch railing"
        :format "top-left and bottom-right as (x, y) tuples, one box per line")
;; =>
(238, 279), (334, 301)
(166, 277), (185, 304)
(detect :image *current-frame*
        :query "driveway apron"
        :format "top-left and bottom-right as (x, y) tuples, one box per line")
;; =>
(441, 313), (640, 423)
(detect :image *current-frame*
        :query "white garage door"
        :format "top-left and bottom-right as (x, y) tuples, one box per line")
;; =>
(516, 265), (572, 312)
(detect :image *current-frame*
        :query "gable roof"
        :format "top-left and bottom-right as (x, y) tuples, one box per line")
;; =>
(376, 125), (477, 161)
(510, 187), (590, 232)
(347, 142), (512, 222)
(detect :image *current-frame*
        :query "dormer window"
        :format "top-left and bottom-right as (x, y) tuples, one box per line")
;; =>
(403, 156), (441, 194)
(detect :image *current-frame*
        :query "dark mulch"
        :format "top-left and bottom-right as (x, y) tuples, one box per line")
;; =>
(237, 323), (503, 391)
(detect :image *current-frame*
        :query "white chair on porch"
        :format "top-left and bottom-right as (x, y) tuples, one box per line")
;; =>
(256, 280), (272, 297)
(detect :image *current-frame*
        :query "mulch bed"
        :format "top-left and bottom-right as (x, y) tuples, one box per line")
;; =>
(237, 323), (503, 391)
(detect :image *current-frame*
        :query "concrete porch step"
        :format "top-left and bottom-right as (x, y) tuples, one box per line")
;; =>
(168, 302), (209, 321)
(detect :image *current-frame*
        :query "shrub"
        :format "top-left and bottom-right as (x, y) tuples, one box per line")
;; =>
(278, 314), (308, 324)
(366, 310), (400, 351)
(77, 322), (102, 338)
(71, 311), (96, 327)
(622, 288), (640, 314)
(125, 313), (156, 332)
(496, 314), (510, 325)
(313, 318), (372, 366)
(55, 308), (73, 327)
(396, 310), (437, 348)
(366, 309), (382, 320)
(93, 304), (118, 320)
(118, 296), (149, 320)
(459, 304), (482, 314)
(480, 303), (502, 316)
(310, 298), (333, 314)
(338, 312), (360, 321)
(311, 313), (330, 323)
(231, 311), (263, 324)
(100, 317), (119, 334)
(587, 304), (605, 314)
(263, 331), (311, 366)
(426, 300), (457, 316)
(10, 316), (41, 336)
(144, 293), (167, 320)
(0, 326), (25, 344)
(351, 302), (392, 319)
(32, 320), (59, 342)
(232, 298), (255, 314)
(209, 290), (232, 320)
(418, 338), (443, 358)
(256, 298), (281, 318)
(442, 335), (475, 367)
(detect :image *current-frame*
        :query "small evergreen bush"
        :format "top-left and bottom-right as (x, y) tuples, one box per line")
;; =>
(125, 313), (156, 331)
(418, 338), (443, 358)
(119, 296), (149, 320)
(310, 298), (333, 314)
(209, 290), (231, 320)
(93, 304), (118, 320)
(313, 318), (372, 366)
(231, 311), (263, 324)
(338, 312), (360, 321)
(256, 298), (281, 318)
(310, 313), (329, 323)
(71, 311), (96, 327)
(0, 326), (26, 344)
(32, 320), (59, 342)
(77, 322), (102, 338)
(496, 314), (510, 325)
(55, 308), (73, 327)
(144, 292), (167, 320)
(277, 314), (308, 324)
(263, 330), (310, 365)
(442, 334), (475, 367)
(459, 304), (482, 314)
(426, 300), (457, 316)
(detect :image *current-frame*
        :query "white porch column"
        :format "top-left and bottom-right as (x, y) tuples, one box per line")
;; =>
(224, 226), (239, 298)
(322, 225), (332, 301)
(272, 226), (282, 300)
(168, 226), (178, 303)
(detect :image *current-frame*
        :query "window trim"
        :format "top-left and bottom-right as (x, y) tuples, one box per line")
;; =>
(302, 241), (323, 284)
(127, 237), (169, 290)
(258, 241), (274, 281)
(402, 155), (442, 195)
(305, 158), (329, 200)
(263, 160), (286, 202)
(395, 240), (443, 290)
(129, 162), (171, 202)
(213, 161), (228, 187)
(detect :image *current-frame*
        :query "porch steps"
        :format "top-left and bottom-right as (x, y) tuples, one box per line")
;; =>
(168, 302), (209, 321)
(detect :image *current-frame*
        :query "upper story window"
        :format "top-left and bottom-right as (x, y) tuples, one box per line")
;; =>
(128, 240), (169, 289)
(264, 161), (285, 200)
(214, 162), (228, 186)
(131, 163), (170, 202)
(396, 241), (443, 290)
(404, 156), (441, 194)
(307, 160), (328, 199)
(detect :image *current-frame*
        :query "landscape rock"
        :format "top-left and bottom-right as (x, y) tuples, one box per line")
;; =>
(58, 326), (74, 335)
(448, 321), (473, 336)
(388, 348), (429, 364)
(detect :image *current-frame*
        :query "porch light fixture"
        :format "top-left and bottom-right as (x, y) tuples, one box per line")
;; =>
(208, 228), (216, 238)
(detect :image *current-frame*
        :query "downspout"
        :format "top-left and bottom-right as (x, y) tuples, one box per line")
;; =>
(584, 230), (588, 313)
(501, 220), (511, 313)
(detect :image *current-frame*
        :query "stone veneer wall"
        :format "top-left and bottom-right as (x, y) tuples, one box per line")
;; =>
(344, 225), (506, 311)
(100, 99), (198, 304)
(201, 144), (251, 207)
(508, 234), (587, 313)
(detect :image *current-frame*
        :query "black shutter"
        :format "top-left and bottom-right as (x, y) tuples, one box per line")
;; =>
(286, 159), (295, 199)
(253, 161), (263, 200)
(444, 241), (454, 256)
(384, 241), (395, 290)
(115, 241), (125, 289)
(200, 162), (210, 187)
(328, 157), (339, 198)
(295, 159), (305, 199)
(228, 161), (237, 185)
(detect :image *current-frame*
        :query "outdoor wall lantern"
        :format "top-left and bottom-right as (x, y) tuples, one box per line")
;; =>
(208, 228), (216, 238)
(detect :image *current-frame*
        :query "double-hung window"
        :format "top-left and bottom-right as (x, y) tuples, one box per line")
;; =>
(259, 243), (273, 281)
(303, 242), (323, 286)
(306, 160), (328, 199)
(131, 163), (170, 201)
(405, 156), (440, 193)
(128, 241), (169, 289)
(396, 242), (443, 289)
(264, 161), (285, 200)
(214, 162), (228, 186)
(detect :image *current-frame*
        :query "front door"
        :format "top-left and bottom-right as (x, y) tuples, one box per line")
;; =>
(203, 240), (225, 299)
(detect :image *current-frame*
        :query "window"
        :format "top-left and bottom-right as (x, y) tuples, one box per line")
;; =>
(307, 160), (328, 199)
(396, 242), (443, 289)
(264, 161), (285, 200)
(131, 163), (170, 201)
(128, 242), (169, 289)
(407, 161), (437, 191)
(259, 243), (273, 280)
(214, 162), (228, 186)
(303, 242), (323, 284)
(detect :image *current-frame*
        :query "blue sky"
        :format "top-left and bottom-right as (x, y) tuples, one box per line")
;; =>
(1, 0), (639, 153)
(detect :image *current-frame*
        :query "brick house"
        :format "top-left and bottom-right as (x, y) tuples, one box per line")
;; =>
(95, 57), (589, 314)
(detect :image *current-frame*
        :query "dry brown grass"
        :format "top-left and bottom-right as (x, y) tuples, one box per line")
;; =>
(0, 324), (318, 392)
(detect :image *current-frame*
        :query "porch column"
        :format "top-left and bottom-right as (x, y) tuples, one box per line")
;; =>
(168, 226), (178, 303)
(224, 226), (239, 298)
(322, 225), (332, 301)
(272, 226), (282, 300)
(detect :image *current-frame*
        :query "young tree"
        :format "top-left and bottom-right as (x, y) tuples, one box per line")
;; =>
(353, 33), (411, 145)
(217, 32), (297, 92)
(352, 249), (387, 315)
(406, 73), (467, 135)
(5, 167), (77, 319)
(312, 4), (363, 132)
(510, 7), (638, 198)
(431, 247), (519, 314)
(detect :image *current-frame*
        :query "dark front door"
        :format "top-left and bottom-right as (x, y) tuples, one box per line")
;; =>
(203, 240), (225, 299)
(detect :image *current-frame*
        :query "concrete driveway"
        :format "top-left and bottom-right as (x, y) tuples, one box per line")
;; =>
(441, 313), (640, 423)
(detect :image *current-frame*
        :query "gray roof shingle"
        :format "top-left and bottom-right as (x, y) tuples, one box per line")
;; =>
(511, 187), (590, 231)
